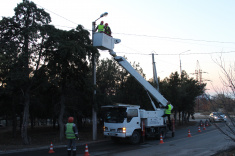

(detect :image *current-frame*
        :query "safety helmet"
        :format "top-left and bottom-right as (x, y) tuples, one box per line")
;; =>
(68, 117), (74, 123)
(100, 21), (104, 24)
(105, 23), (108, 26)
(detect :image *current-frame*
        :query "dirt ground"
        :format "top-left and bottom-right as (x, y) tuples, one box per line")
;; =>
(0, 124), (105, 152)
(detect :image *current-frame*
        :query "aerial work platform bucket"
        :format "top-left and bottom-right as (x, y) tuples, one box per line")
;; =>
(93, 33), (121, 51)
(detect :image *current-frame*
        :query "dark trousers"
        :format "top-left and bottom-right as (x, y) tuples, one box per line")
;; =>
(162, 114), (172, 128)
(67, 139), (76, 151)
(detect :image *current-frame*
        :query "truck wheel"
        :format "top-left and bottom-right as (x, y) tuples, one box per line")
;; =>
(129, 131), (140, 144)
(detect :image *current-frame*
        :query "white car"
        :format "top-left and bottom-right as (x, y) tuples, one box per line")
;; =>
(209, 112), (227, 122)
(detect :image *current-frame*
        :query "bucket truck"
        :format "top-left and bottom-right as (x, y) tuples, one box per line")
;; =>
(93, 33), (173, 144)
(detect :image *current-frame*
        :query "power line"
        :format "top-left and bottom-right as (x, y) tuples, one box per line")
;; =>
(108, 51), (235, 56)
(35, 3), (78, 25)
(180, 51), (235, 55)
(113, 33), (235, 44)
(35, 3), (235, 45)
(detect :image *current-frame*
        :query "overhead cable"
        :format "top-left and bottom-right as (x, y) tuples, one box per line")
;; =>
(35, 3), (235, 45)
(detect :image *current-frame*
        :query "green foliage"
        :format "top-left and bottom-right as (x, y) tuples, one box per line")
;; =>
(96, 58), (140, 106)
(44, 25), (96, 117)
(160, 70), (206, 123)
(0, 0), (97, 141)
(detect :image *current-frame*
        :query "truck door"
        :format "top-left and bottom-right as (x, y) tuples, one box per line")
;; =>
(126, 109), (141, 135)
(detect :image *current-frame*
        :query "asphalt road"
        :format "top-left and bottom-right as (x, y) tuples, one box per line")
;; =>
(0, 121), (234, 156)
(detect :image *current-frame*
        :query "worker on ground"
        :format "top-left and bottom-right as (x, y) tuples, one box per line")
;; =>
(162, 101), (172, 130)
(65, 117), (79, 156)
(104, 23), (112, 36)
(95, 21), (105, 33)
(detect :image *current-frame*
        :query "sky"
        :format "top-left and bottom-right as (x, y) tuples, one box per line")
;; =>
(1, 0), (235, 96)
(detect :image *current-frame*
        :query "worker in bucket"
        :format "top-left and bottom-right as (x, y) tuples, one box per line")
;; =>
(104, 23), (112, 36)
(65, 117), (79, 156)
(95, 21), (105, 33)
(162, 101), (173, 130)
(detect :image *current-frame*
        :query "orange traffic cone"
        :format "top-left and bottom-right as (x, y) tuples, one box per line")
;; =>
(198, 126), (201, 132)
(205, 120), (209, 126)
(84, 144), (90, 156)
(187, 129), (192, 137)
(203, 124), (206, 130)
(159, 134), (164, 144)
(48, 142), (55, 153)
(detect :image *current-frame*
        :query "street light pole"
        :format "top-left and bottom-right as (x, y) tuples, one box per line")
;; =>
(91, 12), (108, 141)
(91, 21), (97, 141)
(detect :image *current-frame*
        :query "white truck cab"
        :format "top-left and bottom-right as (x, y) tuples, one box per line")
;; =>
(103, 104), (140, 137)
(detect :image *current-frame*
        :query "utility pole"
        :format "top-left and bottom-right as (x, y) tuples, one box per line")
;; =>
(91, 21), (97, 141)
(152, 53), (159, 91)
(91, 12), (108, 141)
(179, 50), (190, 77)
(194, 60), (207, 111)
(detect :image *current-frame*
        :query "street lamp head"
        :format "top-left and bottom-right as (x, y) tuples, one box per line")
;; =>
(100, 12), (108, 18)
(94, 12), (108, 22)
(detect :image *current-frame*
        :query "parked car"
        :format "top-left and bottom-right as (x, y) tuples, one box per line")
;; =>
(209, 112), (227, 122)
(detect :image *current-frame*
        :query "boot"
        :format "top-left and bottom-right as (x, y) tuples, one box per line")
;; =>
(67, 150), (71, 156)
(72, 150), (76, 156)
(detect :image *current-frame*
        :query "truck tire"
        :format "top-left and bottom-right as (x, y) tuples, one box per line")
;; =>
(129, 130), (140, 144)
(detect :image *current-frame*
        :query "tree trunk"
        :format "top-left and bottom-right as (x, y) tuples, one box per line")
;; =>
(53, 117), (56, 129)
(58, 94), (65, 142)
(21, 87), (31, 145)
(12, 97), (17, 138)
(174, 111), (177, 125)
(30, 114), (34, 129)
(178, 112), (181, 124)
(186, 112), (190, 122)
(182, 111), (185, 124)
(6, 114), (8, 127)
(77, 113), (83, 130)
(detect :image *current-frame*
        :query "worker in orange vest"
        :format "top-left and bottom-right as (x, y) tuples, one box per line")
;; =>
(65, 117), (79, 156)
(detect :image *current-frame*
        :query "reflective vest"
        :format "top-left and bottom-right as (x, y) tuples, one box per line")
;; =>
(165, 104), (172, 114)
(105, 26), (110, 34)
(65, 123), (75, 139)
(98, 25), (104, 32)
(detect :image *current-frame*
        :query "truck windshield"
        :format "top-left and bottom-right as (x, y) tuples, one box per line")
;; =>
(103, 107), (127, 123)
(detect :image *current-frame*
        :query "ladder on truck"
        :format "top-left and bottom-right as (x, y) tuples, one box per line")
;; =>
(93, 33), (168, 108)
